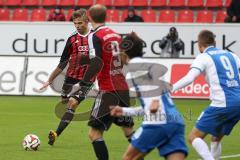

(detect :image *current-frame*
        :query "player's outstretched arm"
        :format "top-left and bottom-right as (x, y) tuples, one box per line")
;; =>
(39, 66), (63, 90)
(110, 106), (144, 117)
(40, 36), (71, 90)
(172, 68), (201, 92)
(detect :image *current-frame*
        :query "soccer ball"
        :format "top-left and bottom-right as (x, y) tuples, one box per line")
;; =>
(22, 134), (40, 151)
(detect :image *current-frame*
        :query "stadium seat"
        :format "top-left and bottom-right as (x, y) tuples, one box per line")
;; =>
(177, 10), (193, 23)
(0, 0), (3, 6)
(106, 10), (119, 22)
(159, 10), (175, 23)
(120, 10), (128, 22)
(5, 0), (22, 6)
(59, 0), (75, 6)
(41, 0), (57, 6)
(77, 0), (93, 6)
(149, 0), (167, 7)
(169, 0), (185, 7)
(66, 9), (74, 21)
(31, 8), (46, 21)
(225, 0), (231, 7)
(131, 0), (148, 7)
(141, 10), (157, 22)
(22, 0), (39, 6)
(196, 10), (213, 23)
(96, 0), (112, 6)
(215, 10), (227, 23)
(205, 0), (223, 7)
(187, 0), (203, 7)
(114, 0), (130, 7)
(12, 8), (28, 21)
(0, 8), (10, 21)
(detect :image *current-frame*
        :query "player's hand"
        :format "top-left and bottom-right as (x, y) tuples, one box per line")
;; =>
(150, 100), (160, 113)
(39, 81), (50, 90)
(110, 106), (123, 117)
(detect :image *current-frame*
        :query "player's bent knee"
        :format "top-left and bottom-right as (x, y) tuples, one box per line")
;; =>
(88, 128), (103, 141)
(122, 154), (131, 160)
(68, 98), (79, 109)
(188, 133), (195, 144)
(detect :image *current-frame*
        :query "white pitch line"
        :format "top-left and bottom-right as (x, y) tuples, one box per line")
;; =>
(197, 154), (240, 159)
(221, 154), (240, 159)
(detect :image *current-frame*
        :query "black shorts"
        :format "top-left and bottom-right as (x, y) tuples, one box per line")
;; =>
(61, 76), (81, 98)
(88, 90), (134, 131)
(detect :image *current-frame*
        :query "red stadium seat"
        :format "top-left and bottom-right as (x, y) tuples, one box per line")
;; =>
(0, 8), (10, 21)
(59, 0), (75, 6)
(150, 0), (167, 7)
(0, 0), (3, 6)
(187, 0), (203, 7)
(41, 0), (57, 6)
(106, 10), (119, 22)
(77, 0), (93, 6)
(215, 10), (227, 23)
(159, 10), (175, 23)
(132, 0), (148, 7)
(169, 0), (185, 7)
(96, 0), (112, 6)
(205, 0), (223, 7)
(66, 9), (74, 21)
(12, 8), (28, 21)
(196, 10), (213, 23)
(22, 0), (39, 6)
(141, 10), (157, 22)
(177, 10), (193, 22)
(225, 0), (231, 7)
(31, 8), (46, 21)
(5, 0), (21, 6)
(114, 0), (130, 7)
(120, 10), (128, 22)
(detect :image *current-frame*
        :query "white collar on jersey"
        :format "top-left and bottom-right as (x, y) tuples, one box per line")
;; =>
(77, 29), (91, 37)
(203, 46), (215, 53)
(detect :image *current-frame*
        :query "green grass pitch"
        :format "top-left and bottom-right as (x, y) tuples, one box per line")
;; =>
(0, 96), (239, 160)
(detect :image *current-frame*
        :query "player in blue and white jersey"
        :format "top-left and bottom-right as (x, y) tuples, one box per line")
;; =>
(111, 32), (188, 160)
(172, 30), (240, 160)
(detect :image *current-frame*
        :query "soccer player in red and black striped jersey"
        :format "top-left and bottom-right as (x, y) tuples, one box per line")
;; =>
(39, 9), (91, 145)
(86, 5), (135, 160)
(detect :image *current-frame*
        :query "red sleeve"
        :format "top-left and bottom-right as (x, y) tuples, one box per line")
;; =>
(58, 37), (72, 70)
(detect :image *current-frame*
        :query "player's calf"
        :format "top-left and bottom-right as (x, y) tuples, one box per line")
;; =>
(210, 136), (223, 160)
(89, 128), (109, 160)
(189, 128), (214, 160)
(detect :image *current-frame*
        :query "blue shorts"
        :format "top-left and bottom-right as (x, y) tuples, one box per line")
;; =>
(196, 106), (240, 137)
(131, 123), (188, 158)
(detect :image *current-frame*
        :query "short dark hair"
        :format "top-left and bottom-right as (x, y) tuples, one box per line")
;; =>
(121, 32), (144, 59)
(89, 4), (106, 23)
(72, 9), (88, 21)
(198, 30), (216, 47)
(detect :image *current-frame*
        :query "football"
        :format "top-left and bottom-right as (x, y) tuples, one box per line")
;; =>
(22, 134), (40, 151)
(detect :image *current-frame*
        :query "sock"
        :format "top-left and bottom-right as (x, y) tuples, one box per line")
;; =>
(56, 108), (75, 136)
(92, 138), (109, 160)
(211, 141), (222, 160)
(192, 138), (214, 160)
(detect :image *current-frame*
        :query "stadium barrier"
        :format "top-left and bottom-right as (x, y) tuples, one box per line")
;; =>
(0, 56), (209, 98)
(0, 22), (239, 58)
(1, 22), (240, 98)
